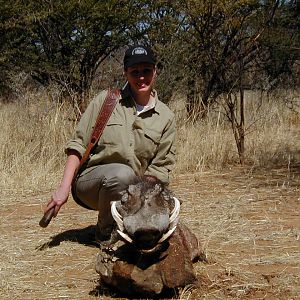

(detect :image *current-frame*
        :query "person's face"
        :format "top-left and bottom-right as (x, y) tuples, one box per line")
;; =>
(124, 63), (156, 96)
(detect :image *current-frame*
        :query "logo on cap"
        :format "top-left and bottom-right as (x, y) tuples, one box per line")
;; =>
(132, 47), (148, 56)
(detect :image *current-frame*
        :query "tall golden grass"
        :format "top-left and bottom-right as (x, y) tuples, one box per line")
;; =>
(1, 88), (300, 192)
(171, 89), (300, 173)
(0, 90), (75, 193)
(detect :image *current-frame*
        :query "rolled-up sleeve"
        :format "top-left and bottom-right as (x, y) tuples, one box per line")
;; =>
(145, 116), (176, 184)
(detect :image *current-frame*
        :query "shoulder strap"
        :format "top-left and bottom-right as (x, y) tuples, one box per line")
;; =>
(76, 88), (120, 175)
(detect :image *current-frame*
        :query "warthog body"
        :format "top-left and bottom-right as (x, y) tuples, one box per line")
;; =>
(96, 177), (203, 296)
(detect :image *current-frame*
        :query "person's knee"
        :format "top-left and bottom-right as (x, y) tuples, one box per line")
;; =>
(103, 164), (136, 191)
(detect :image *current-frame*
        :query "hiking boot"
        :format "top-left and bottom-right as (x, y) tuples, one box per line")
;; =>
(95, 223), (115, 244)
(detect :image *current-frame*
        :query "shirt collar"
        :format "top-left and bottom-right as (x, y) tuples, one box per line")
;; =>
(120, 82), (160, 114)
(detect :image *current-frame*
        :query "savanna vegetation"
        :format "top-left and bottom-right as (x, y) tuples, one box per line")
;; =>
(1, 0), (299, 163)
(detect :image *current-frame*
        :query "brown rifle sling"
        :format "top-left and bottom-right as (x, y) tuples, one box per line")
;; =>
(76, 88), (120, 174)
(72, 88), (120, 209)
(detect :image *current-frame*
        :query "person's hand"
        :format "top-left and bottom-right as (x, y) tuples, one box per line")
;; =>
(45, 185), (70, 217)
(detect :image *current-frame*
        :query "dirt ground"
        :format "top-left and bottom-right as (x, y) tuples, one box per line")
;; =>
(1, 166), (300, 300)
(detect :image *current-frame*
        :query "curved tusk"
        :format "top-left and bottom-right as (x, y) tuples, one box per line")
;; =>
(111, 202), (133, 243)
(116, 230), (133, 243)
(157, 225), (177, 244)
(111, 201), (124, 231)
(169, 197), (180, 224)
(156, 196), (181, 244)
(156, 197), (181, 245)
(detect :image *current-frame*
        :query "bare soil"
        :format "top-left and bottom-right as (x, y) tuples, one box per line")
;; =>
(1, 166), (300, 300)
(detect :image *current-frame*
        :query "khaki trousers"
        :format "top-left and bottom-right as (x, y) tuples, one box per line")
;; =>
(73, 163), (136, 231)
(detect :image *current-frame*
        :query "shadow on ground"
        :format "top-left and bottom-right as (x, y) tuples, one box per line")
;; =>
(36, 225), (98, 250)
(89, 283), (178, 299)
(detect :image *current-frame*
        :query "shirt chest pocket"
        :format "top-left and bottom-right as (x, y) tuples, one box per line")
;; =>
(136, 128), (161, 160)
(100, 121), (123, 146)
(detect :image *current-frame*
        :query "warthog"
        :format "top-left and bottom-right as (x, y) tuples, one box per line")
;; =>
(96, 176), (203, 297)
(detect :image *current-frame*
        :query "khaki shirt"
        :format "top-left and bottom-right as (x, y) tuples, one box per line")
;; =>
(65, 86), (176, 183)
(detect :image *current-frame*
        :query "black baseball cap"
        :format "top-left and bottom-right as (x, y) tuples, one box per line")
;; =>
(123, 45), (156, 69)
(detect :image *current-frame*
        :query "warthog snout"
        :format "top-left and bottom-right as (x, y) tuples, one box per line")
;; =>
(133, 228), (162, 249)
(111, 177), (180, 251)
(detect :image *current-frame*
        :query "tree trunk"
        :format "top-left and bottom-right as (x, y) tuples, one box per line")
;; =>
(238, 85), (245, 165)
(186, 79), (207, 120)
(227, 88), (245, 165)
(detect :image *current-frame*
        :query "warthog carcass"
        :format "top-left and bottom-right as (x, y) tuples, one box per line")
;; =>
(96, 176), (204, 297)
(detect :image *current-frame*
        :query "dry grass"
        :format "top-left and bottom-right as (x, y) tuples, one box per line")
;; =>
(170, 89), (300, 174)
(0, 90), (75, 193)
(173, 165), (300, 299)
(1, 88), (300, 299)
